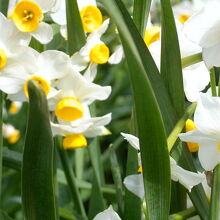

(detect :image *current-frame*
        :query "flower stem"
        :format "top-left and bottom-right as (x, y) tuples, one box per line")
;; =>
(0, 91), (3, 205)
(56, 137), (87, 219)
(169, 207), (197, 220)
(210, 68), (217, 96)
(181, 53), (203, 69)
(167, 103), (197, 152)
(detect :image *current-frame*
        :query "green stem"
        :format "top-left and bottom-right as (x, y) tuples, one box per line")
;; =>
(209, 164), (220, 220)
(167, 103), (197, 152)
(0, 92), (3, 205)
(210, 68), (217, 97)
(57, 138), (87, 219)
(181, 53), (203, 69)
(169, 207), (197, 220)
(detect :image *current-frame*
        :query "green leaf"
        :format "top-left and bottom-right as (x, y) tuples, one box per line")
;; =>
(29, 38), (45, 52)
(0, 0), (9, 16)
(169, 207), (197, 220)
(209, 164), (220, 220)
(3, 148), (22, 171)
(0, 210), (14, 220)
(181, 53), (203, 68)
(99, 1), (171, 219)
(22, 81), (57, 220)
(0, 92), (3, 199)
(66, 0), (86, 55)
(160, 0), (184, 117)
(109, 146), (124, 216)
(133, 0), (152, 36)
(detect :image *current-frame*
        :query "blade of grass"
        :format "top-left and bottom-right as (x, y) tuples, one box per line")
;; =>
(22, 81), (57, 220)
(133, 0), (152, 37)
(66, 0), (86, 55)
(169, 207), (197, 220)
(99, 1), (171, 219)
(109, 146), (124, 216)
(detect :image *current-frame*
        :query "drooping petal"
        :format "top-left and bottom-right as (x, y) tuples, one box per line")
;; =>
(170, 157), (205, 191)
(93, 205), (121, 220)
(108, 46), (124, 64)
(31, 22), (53, 44)
(123, 174), (144, 199)
(198, 142), (220, 171)
(121, 133), (140, 150)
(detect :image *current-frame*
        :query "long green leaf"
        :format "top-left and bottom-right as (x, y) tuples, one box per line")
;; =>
(209, 164), (220, 220)
(0, 0), (9, 15)
(22, 81), (57, 220)
(160, 0), (184, 118)
(3, 148), (22, 171)
(0, 92), (3, 203)
(66, 0), (86, 55)
(133, 0), (152, 37)
(99, 1), (171, 219)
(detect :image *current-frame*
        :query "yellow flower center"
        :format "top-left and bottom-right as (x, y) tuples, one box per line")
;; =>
(0, 49), (7, 70)
(178, 13), (190, 24)
(218, 142), (220, 153)
(90, 44), (110, 64)
(55, 97), (83, 122)
(144, 26), (160, 46)
(9, 102), (20, 114)
(185, 119), (199, 152)
(138, 166), (142, 173)
(80, 5), (102, 32)
(8, 130), (20, 144)
(10, 0), (42, 32)
(24, 76), (50, 98)
(63, 134), (87, 149)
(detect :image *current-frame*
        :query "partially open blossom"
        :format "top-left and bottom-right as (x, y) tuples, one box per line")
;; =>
(8, 0), (54, 44)
(3, 123), (20, 144)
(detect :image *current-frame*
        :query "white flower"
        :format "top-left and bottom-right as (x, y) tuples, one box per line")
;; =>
(51, 106), (111, 149)
(121, 132), (205, 199)
(93, 205), (121, 220)
(48, 69), (111, 122)
(179, 93), (220, 171)
(3, 123), (20, 144)
(51, 0), (102, 38)
(8, 0), (55, 44)
(183, 1), (220, 69)
(0, 50), (72, 101)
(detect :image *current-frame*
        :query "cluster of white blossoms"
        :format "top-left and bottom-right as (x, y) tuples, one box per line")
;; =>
(0, 0), (121, 149)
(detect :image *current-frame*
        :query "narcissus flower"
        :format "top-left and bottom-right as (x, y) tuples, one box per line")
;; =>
(9, 101), (22, 114)
(183, 1), (220, 69)
(121, 133), (205, 198)
(93, 205), (121, 220)
(3, 123), (20, 144)
(51, 106), (111, 149)
(51, 0), (102, 38)
(0, 50), (72, 101)
(0, 13), (31, 76)
(8, 0), (55, 44)
(179, 93), (220, 171)
(48, 69), (111, 122)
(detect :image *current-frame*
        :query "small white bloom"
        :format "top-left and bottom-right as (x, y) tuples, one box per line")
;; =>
(8, 0), (55, 44)
(93, 205), (121, 220)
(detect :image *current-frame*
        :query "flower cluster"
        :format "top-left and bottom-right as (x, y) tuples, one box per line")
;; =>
(0, 0), (117, 149)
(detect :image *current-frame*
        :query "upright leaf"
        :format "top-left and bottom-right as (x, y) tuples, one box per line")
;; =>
(66, 0), (86, 55)
(22, 81), (57, 220)
(99, 1), (171, 219)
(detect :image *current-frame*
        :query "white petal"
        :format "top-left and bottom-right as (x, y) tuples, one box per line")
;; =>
(121, 133), (140, 150)
(203, 43), (220, 69)
(84, 126), (111, 137)
(198, 142), (220, 171)
(108, 46), (124, 64)
(83, 63), (98, 82)
(37, 50), (71, 79)
(123, 174), (144, 199)
(31, 22), (53, 44)
(93, 205), (121, 220)
(170, 157), (205, 191)
(50, 0), (66, 25)
(77, 0), (97, 10)
(7, 90), (27, 102)
(194, 93), (220, 133)
(0, 77), (24, 94)
(32, 0), (56, 12)
(60, 25), (67, 40)
(183, 62), (210, 102)
(71, 52), (89, 71)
